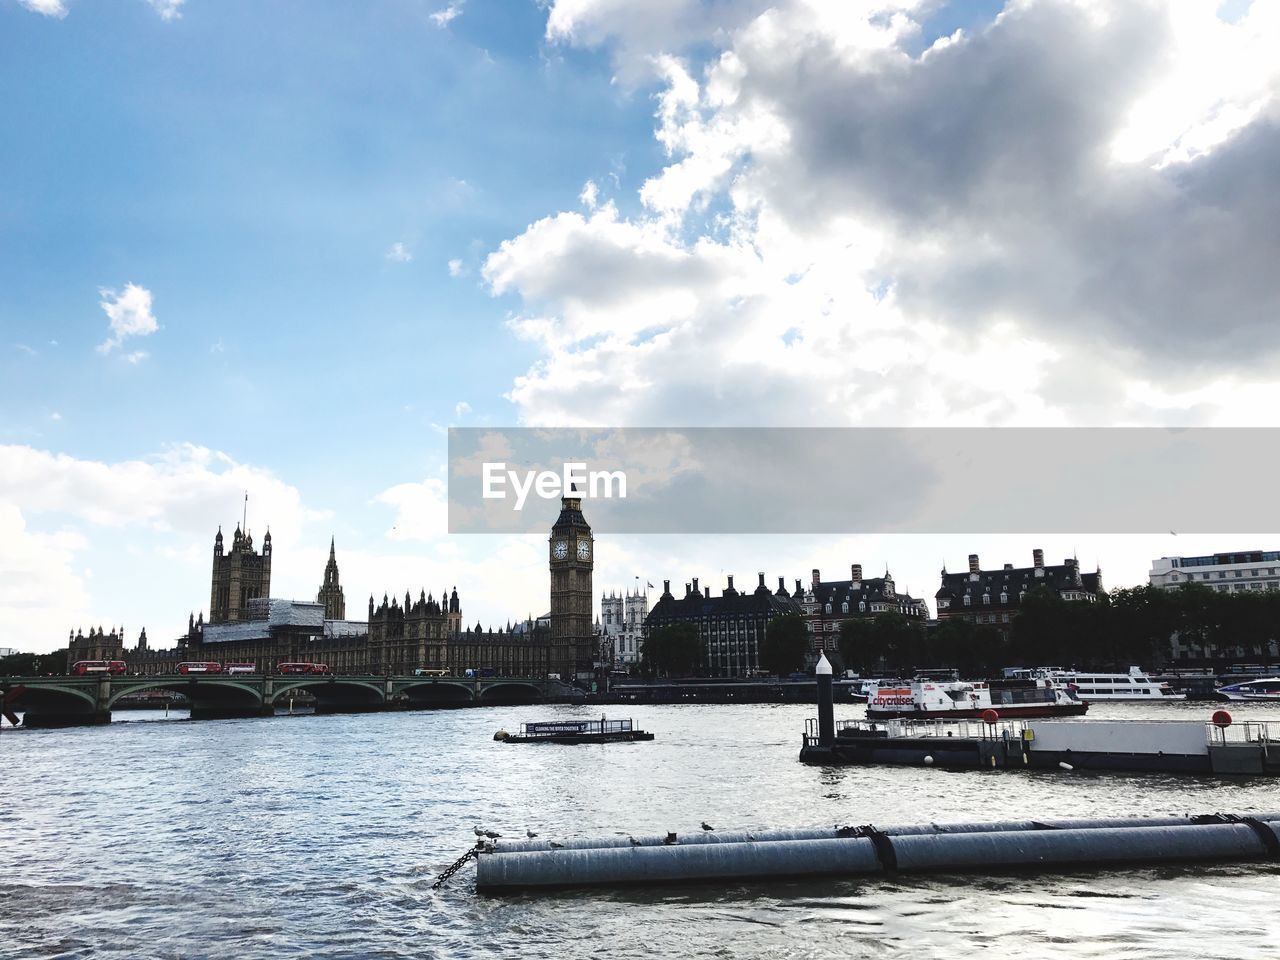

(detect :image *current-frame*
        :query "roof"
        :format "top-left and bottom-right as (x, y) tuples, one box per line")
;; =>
(936, 561), (1102, 602)
(646, 584), (803, 624)
(811, 576), (926, 607)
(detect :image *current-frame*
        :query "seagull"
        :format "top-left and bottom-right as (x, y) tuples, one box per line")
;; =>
(473, 826), (485, 837)
(483, 830), (502, 840)
(628, 835), (641, 846)
(525, 829), (538, 839)
(701, 821), (715, 832)
(549, 841), (564, 849)
(663, 832), (678, 845)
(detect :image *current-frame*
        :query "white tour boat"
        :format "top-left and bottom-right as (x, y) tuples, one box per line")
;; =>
(1215, 678), (1280, 702)
(866, 677), (1087, 720)
(1009, 666), (1185, 702)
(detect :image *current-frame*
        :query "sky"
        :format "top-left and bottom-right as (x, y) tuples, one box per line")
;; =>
(2, 0), (1279, 654)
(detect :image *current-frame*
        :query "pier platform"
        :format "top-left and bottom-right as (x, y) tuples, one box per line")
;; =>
(496, 717), (654, 744)
(799, 715), (1280, 775)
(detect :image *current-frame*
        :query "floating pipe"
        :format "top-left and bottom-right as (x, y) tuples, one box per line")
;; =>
(475, 814), (1280, 892)
(492, 812), (1280, 854)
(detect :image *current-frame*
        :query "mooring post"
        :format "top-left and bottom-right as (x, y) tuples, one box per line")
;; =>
(816, 651), (835, 747)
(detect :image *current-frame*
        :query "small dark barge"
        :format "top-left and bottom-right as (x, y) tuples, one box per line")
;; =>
(496, 717), (654, 744)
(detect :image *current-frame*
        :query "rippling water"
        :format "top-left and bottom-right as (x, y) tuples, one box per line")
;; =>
(2, 700), (1279, 959)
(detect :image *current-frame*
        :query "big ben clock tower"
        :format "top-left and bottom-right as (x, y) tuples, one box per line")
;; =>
(549, 489), (594, 683)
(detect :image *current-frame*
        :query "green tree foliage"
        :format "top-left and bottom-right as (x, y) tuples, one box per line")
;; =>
(0, 652), (65, 676)
(640, 623), (701, 678)
(759, 614), (810, 676)
(839, 613), (928, 675)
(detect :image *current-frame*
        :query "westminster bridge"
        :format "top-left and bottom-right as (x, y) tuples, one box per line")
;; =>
(0, 674), (579, 728)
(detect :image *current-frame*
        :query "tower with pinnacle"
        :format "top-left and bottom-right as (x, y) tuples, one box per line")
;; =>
(209, 523), (272, 624)
(317, 537), (346, 620)
(548, 489), (594, 682)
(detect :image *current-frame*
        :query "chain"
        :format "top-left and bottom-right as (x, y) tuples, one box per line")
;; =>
(432, 844), (480, 890)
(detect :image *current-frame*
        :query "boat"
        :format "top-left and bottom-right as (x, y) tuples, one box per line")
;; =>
(866, 677), (1087, 720)
(1007, 666), (1186, 702)
(1215, 678), (1280, 702)
(495, 717), (655, 744)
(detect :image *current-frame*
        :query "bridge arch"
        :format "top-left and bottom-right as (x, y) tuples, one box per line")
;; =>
(396, 680), (476, 707)
(271, 678), (386, 713)
(477, 681), (540, 705)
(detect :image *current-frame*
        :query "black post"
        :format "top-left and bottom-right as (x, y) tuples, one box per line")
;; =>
(816, 651), (834, 747)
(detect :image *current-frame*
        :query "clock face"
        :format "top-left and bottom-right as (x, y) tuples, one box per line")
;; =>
(553, 540), (568, 560)
(577, 540), (591, 561)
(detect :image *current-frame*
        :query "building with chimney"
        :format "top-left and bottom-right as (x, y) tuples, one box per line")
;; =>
(935, 549), (1103, 634)
(644, 574), (803, 677)
(798, 564), (930, 654)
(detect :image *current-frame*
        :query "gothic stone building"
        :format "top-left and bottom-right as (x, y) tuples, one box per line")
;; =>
(209, 525), (271, 624)
(548, 491), (595, 681)
(645, 574), (803, 677)
(935, 549), (1103, 635)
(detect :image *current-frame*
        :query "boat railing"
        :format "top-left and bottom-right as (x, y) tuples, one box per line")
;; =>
(519, 718), (634, 737)
(1205, 721), (1280, 746)
(809, 717), (1030, 742)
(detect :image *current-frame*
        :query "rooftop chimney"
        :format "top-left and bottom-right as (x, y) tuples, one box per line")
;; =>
(758, 572), (766, 587)
(812, 568), (821, 586)
(968, 553), (980, 574)
(704, 586), (710, 599)
(726, 575), (735, 592)
(796, 579), (803, 597)
(851, 563), (863, 583)
(1033, 548), (1044, 569)
(692, 577), (699, 595)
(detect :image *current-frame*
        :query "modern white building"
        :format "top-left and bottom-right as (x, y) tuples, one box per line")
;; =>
(1150, 550), (1280, 595)
(601, 587), (649, 667)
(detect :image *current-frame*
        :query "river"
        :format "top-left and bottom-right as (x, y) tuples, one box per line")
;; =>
(1, 699), (1278, 959)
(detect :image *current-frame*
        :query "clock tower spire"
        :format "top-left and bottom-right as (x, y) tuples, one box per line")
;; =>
(549, 486), (594, 684)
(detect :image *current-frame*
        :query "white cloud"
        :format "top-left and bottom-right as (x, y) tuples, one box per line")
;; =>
(16, 0), (67, 18)
(147, 0), (183, 20)
(492, 0), (1280, 430)
(14, 344), (36, 356)
(447, 257), (464, 277)
(50, 412), (62, 422)
(579, 179), (599, 209)
(386, 241), (413, 263)
(0, 503), (92, 654)
(430, 1), (464, 28)
(454, 400), (472, 418)
(97, 283), (159, 354)
(374, 477), (449, 541)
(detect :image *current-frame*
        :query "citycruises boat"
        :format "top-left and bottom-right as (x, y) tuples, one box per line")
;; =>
(1215, 678), (1280, 702)
(866, 677), (1088, 720)
(1008, 666), (1186, 702)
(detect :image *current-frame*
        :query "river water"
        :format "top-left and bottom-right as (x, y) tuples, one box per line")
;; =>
(2, 699), (1278, 959)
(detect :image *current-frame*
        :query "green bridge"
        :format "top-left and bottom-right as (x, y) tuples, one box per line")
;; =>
(0, 674), (576, 728)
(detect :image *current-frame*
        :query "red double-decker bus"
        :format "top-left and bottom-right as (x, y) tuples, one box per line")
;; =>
(276, 662), (329, 675)
(70, 660), (127, 675)
(176, 662), (223, 674)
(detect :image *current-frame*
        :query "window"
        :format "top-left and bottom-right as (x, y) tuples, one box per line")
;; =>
(963, 595), (971, 606)
(1000, 592), (1008, 603)
(842, 602), (849, 614)
(825, 603), (832, 614)
(982, 593), (991, 604)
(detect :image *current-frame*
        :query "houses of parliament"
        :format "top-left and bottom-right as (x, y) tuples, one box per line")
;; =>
(66, 494), (597, 681)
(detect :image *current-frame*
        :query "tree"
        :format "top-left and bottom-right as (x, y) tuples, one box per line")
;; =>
(759, 614), (809, 676)
(838, 614), (928, 675)
(0, 652), (64, 676)
(640, 623), (701, 678)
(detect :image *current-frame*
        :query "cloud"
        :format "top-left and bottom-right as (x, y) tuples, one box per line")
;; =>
(579, 179), (600, 209)
(147, 0), (183, 20)
(491, 0), (1280, 429)
(447, 257), (464, 277)
(374, 477), (449, 541)
(0, 504), (92, 654)
(14, 344), (36, 356)
(454, 400), (472, 418)
(97, 283), (159, 354)
(430, 1), (464, 28)
(386, 241), (413, 263)
(15, 0), (67, 18)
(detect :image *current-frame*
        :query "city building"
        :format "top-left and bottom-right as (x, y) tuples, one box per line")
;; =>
(798, 564), (929, 652)
(935, 549), (1103, 634)
(209, 525), (271, 624)
(1150, 550), (1280, 595)
(548, 490), (595, 681)
(644, 574), (803, 677)
(317, 538), (346, 620)
(600, 587), (649, 667)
